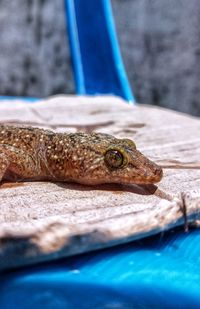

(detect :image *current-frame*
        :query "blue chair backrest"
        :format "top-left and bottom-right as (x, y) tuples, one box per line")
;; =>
(0, 0), (135, 103)
(65, 0), (135, 103)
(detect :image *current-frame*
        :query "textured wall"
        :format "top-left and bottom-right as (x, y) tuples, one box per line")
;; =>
(0, 0), (74, 97)
(0, 0), (199, 116)
(112, 0), (200, 116)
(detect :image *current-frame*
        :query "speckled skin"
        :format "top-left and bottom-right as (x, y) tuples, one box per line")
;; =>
(0, 125), (163, 185)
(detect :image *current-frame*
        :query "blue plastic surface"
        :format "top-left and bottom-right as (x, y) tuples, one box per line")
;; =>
(0, 96), (40, 102)
(1, 228), (200, 308)
(65, 0), (135, 103)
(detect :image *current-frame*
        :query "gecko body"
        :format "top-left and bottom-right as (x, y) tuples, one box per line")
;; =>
(0, 125), (163, 185)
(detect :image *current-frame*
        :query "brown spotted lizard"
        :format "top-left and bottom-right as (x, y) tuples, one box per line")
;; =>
(0, 125), (163, 185)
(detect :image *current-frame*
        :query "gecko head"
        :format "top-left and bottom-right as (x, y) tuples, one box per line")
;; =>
(74, 133), (163, 185)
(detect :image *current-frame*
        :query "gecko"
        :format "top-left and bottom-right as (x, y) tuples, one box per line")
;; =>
(0, 125), (163, 185)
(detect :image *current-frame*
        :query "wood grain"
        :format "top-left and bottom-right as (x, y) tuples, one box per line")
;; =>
(0, 95), (199, 270)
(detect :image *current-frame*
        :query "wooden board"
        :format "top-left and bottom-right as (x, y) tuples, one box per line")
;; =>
(0, 95), (200, 270)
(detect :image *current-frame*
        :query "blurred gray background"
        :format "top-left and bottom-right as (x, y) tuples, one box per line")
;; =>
(0, 0), (199, 116)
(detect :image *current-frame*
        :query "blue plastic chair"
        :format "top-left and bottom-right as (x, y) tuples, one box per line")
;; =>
(1, 1), (200, 308)
(65, 0), (135, 103)
(1, 228), (200, 308)
(0, 0), (135, 104)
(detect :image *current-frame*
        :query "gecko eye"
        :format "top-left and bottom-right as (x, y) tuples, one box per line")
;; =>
(104, 149), (124, 168)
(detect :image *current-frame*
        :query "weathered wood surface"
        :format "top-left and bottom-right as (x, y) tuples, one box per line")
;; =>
(0, 95), (199, 270)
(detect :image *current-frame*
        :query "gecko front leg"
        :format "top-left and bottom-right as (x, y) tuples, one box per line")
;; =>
(0, 154), (10, 182)
(0, 145), (41, 182)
